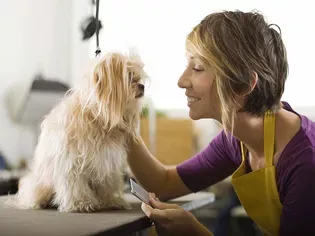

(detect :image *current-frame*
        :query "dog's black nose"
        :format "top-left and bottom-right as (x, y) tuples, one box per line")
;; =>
(138, 84), (145, 91)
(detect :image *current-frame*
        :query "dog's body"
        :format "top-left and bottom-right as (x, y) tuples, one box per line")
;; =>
(7, 51), (146, 212)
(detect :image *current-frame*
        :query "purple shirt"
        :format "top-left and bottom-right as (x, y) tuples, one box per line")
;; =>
(177, 102), (315, 235)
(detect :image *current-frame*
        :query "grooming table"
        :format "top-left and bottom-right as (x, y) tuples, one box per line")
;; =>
(0, 192), (215, 236)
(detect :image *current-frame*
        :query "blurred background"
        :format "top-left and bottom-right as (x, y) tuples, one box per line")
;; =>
(0, 0), (314, 235)
(0, 0), (314, 169)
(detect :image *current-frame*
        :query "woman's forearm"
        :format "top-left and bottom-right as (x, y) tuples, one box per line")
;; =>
(193, 218), (214, 236)
(127, 137), (168, 195)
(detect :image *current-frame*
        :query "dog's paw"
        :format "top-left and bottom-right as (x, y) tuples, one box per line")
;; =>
(5, 196), (42, 210)
(106, 197), (132, 210)
(59, 201), (101, 213)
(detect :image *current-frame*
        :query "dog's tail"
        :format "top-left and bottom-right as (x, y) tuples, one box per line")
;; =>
(5, 173), (54, 210)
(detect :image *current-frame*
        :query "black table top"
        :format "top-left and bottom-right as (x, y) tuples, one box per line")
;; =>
(0, 192), (215, 236)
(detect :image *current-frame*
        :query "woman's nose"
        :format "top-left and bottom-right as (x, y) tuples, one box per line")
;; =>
(178, 72), (192, 89)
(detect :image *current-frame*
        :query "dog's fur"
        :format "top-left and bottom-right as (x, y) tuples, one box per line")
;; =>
(7, 51), (146, 212)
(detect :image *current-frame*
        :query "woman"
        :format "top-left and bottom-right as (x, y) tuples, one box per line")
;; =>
(128, 10), (315, 236)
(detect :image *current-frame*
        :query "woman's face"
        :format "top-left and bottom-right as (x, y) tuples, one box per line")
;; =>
(178, 53), (221, 120)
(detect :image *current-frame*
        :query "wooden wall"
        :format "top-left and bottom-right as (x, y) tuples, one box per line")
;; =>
(140, 118), (195, 165)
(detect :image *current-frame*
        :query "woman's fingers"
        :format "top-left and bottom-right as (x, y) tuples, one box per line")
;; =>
(141, 202), (168, 221)
(148, 192), (159, 201)
(149, 197), (179, 210)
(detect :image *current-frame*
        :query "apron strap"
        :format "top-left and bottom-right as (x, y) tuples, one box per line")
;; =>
(240, 142), (246, 163)
(264, 110), (276, 167)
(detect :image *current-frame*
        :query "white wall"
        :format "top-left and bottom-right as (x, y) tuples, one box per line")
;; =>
(94, 0), (315, 109)
(92, 0), (315, 150)
(0, 0), (75, 167)
(70, 0), (95, 85)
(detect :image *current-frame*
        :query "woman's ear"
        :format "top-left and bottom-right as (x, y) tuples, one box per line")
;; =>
(249, 71), (258, 93)
(242, 71), (258, 97)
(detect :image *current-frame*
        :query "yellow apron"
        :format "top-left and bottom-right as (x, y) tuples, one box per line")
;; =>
(231, 111), (283, 236)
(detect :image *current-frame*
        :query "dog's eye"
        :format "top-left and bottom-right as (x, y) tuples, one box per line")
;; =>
(129, 71), (141, 84)
(128, 72), (135, 81)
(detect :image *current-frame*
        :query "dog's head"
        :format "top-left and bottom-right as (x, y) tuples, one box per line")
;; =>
(82, 51), (147, 132)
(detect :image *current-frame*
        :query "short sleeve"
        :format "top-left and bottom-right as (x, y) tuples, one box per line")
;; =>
(176, 131), (239, 192)
(280, 147), (315, 235)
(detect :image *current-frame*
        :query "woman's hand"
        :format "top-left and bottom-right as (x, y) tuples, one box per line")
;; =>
(141, 193), (213, 236)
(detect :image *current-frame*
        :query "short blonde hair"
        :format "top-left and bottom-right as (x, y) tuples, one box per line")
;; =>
(186, 10), (288, 132)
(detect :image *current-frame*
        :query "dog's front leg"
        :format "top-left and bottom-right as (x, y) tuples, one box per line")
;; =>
(53, 175), (101, 213)
(95, 173), (131, 210)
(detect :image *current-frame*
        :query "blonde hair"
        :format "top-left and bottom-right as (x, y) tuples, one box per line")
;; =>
(186, 10), (288, 132)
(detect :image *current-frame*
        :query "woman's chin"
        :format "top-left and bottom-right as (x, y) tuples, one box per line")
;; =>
(189, 110), (202, 120)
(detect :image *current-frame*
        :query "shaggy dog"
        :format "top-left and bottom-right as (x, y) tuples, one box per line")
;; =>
(7, 51), (146, 212)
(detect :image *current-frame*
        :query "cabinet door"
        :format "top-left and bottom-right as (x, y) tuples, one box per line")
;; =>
(140, 118), (194, 165)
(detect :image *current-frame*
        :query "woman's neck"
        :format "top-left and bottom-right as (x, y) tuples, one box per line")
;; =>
(229, 108), (301, 160)
(232, 112), (265, 158)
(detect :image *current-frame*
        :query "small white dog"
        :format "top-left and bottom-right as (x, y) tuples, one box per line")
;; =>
(7, 51), (146, 212)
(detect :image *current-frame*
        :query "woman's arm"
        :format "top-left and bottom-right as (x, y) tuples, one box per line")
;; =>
(127, 136), (191, 199)
(127, 131), (238, 199)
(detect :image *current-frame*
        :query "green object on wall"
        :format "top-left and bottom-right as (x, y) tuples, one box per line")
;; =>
(141, 106), (166, 118)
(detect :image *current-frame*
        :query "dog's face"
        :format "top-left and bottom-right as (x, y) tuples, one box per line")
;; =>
(127, 59), (146, 101)
(88, 51), (147, 130)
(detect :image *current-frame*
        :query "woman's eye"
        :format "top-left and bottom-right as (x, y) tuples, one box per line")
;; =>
(192, 68), (204, 72)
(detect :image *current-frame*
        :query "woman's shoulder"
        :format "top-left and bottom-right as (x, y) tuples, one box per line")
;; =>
(207, 130), (242, 165)
(281, 101), (315, 151)
(277, 101), (315, 202)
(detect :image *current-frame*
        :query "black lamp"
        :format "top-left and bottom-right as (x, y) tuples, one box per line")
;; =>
(80, 0), (102, 42)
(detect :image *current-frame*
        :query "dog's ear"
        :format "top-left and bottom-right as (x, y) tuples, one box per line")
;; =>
(92, 53), (129, 130)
